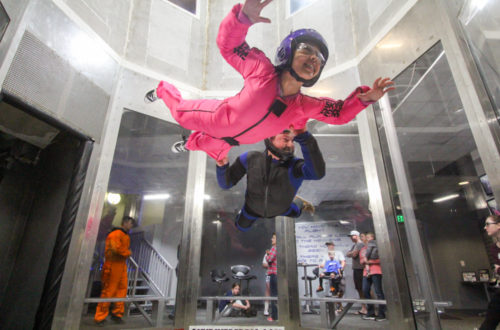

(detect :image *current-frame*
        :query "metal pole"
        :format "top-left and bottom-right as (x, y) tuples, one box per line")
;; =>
(357, 108), (416, 329)
(379, 94), (441, 329)
(276, 216), (301, 329)
(174, 150), (207, 328)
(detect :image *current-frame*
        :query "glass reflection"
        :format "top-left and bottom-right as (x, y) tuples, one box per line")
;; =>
(200, 142), (277, 325)
(460, 0), (500, 122)
(375, 42), (492, 327)
(83, 110), (188, 328)
(297, 121), (380, 328)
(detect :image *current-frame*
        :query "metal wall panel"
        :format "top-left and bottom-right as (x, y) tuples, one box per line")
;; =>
(2, 31), (109, 142)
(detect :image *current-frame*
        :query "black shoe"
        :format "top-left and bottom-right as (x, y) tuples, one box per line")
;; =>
(375, 314), (386, 321)
(362, 314), (376, 320)
(171, 140), (188, 153)
(144, 89), (158, 103)
(94, 320), (106, 327)
(110, 315), (124, 324)
(316, 286), (324, 292)
(168, 314), (175, 320)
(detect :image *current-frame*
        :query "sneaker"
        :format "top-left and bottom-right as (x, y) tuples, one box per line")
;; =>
(171, 140), (188, 153)
(362, 314), (376, 320)
(316, 286), (324, 292)
(110, 315), (124, 324)
(375, 315), (386, 321)
(263, 310), (269, 316)
(94, 320), (106, 327)
(267, 316), (274, 322)
(330, 286), (335, 293)
(144, 89), (158, 103)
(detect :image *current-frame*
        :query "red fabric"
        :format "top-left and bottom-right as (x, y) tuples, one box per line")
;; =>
(157, 4), (371, 160)
(491, 244), (500, 275)
(266, 246), (277, 275)
(359, 244), (382, 276)
(359, 246), (369, 277)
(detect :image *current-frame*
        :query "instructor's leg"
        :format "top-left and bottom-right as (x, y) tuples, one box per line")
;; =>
(234, 206), (259, 232)
(281, 203), (302, 218)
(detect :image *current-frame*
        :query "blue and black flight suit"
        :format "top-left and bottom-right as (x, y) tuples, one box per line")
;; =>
(216, 131), (325, 231)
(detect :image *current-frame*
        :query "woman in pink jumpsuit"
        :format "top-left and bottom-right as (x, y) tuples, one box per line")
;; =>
(149, 0), (394, 160)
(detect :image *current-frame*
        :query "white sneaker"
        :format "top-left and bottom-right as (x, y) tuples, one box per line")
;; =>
(263, 311), (269, 316)
(171, 140), (188, 153)
(144, 89), (158, 103)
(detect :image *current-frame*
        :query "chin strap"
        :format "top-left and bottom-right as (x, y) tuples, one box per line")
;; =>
(264, 139), (294, 163)
(288, 67), (322, 88)
(289, 67), (309, 84)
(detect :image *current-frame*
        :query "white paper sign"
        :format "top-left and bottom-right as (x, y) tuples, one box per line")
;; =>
(190, 327), (284, 330)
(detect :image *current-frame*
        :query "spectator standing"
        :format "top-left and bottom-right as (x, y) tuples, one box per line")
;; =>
(346, 230), (367, 315)
(361, 232), (386, 322)
(265, 233), (278, 321)
(479, 215), (500, 330)
(94, 216), (136, 326)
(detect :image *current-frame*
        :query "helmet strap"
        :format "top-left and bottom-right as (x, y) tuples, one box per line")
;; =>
(265, 139), (294, 163)
(289, 67), (310, 85)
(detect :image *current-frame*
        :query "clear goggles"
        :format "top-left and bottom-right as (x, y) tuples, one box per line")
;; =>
(295, 42), (326, 64)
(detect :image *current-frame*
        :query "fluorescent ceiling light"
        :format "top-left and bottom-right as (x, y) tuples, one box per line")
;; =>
(472, 0), (488, 10)
(433, 194), (459, 203)
(377, 43), (402, 49)
(458, 181), (470, 186)
(107, 193), (121, 205)
(339, 220), (350, 225)
(144, 193), (170, 200)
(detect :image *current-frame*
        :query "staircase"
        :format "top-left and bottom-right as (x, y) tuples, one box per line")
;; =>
(85, 232), (175, 326)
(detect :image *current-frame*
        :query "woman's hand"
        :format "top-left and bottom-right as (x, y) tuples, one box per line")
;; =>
(242, 0), (273, 24)
(358, 77), (395, 103)
(216, 157), (229, 167)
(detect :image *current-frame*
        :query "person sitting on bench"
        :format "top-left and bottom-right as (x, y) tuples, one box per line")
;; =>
(316, 251), (343, 294)
(219, 282), (252, 317)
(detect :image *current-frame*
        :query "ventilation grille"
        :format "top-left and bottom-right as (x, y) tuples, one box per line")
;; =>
(2, 31), (110, 142)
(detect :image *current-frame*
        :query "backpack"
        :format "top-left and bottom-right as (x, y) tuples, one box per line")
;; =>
(366, 240), (379, 260)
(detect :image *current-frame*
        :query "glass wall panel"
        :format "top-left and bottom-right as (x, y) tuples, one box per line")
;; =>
(197, 122), (385, 328)
(297, 121), (384, 328)
(198, 142), (276, 325)
(374, 42), (492, 328)
(459, 0), (500, 121)
(81, 110), (189, 328)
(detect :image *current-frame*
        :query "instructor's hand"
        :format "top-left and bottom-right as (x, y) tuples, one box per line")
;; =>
(242, 0), (274, 24)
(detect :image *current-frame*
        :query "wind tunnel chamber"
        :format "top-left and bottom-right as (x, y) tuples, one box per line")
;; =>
(0, 95), (93, 329)
(0, 0), (499, 329)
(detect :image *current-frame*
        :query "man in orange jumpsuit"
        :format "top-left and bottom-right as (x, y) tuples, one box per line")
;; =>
(94, 216), (136, 325)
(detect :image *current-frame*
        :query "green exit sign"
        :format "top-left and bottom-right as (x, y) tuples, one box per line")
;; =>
(397, 215), (404, 223)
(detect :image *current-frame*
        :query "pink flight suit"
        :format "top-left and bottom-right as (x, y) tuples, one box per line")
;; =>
(157, 3), (372, 160)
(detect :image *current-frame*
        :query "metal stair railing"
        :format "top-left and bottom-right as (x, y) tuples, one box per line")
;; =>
(130, 235), (175, 298)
